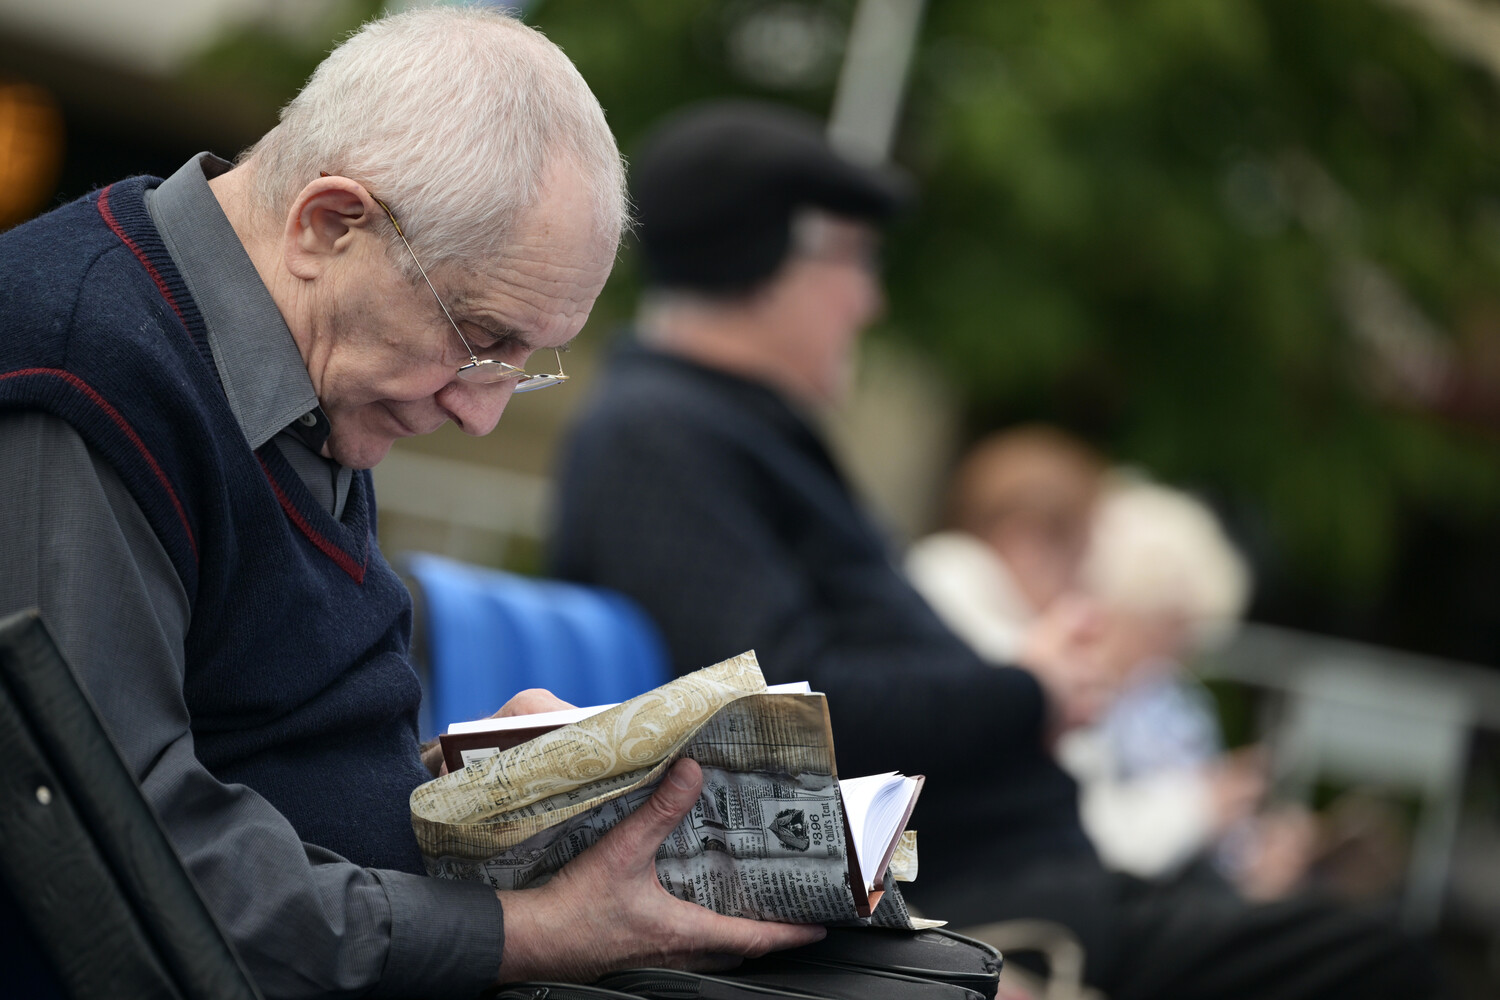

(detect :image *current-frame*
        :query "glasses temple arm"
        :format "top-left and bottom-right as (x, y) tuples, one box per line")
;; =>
(373, 196), (482, 362)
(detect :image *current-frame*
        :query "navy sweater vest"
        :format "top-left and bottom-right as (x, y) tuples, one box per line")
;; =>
(0, 177), (430, 874)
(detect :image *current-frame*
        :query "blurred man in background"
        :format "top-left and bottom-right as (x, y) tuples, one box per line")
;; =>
(551, 100), (1449, 999)
(0, 11), (820, 997)
(551, 98), (1101, 925)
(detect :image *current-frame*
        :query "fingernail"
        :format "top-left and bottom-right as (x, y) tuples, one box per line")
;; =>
(668, 760), (696, 790)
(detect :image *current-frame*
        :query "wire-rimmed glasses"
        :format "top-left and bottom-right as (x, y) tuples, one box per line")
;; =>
(366, 187), (569, 391)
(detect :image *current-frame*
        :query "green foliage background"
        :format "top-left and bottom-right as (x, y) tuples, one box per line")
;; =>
(894, 0), (1500, 595)
(537, 0), (1500, 604)
(189, 0), (1500, 652)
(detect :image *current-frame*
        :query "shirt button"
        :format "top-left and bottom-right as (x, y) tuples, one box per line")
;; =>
(298, 411), (319, 427)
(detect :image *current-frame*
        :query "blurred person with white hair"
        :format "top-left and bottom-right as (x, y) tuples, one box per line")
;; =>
(1056, 476), (1292, 886)
(915, 454), (1308, 894)
(0, 8), (822, 997)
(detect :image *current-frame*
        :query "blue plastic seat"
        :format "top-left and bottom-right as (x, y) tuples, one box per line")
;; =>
(402, 552), (672, 739)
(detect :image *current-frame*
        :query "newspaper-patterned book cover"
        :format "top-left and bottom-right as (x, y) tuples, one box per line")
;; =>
(409, 651), (932, 928)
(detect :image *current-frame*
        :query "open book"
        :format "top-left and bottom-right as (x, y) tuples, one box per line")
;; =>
(838, 771), (926, 896)
(411, 652), (931, 926)
(437, 683), (923, 901)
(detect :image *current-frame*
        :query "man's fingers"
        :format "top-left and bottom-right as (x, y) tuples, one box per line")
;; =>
(531, 761), (826, 980)
(591, 757), (708, 873)
(493, 688), (576, 718)
(747, 919), (827, 954)
(678, 905), (826, 964)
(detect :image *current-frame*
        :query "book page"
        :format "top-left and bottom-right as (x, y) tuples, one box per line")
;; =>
(839, 773), (922, 892)
(838, 772), (898, 890)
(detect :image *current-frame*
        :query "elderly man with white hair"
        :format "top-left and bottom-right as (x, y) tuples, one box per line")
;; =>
(0, 8), (819, 997)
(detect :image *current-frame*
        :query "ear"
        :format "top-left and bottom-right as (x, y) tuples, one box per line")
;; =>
(282, 174), (382, 280)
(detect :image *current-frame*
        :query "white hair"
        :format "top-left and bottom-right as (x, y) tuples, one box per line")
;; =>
(244, 4), (626, 272)
(1081, 475), (1252, 649)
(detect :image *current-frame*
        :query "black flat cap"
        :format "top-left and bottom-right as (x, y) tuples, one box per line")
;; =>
(631, 100), (909, 294)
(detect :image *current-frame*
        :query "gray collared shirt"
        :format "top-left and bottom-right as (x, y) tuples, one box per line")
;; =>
(0, 154), (504, 998)
(147, 152), (351, 518)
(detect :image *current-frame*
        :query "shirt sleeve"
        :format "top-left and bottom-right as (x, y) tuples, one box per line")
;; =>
(0, 412), (505, 999)
(550, 408), (1048, 782)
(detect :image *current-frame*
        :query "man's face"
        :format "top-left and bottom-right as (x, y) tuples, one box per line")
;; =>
(989, 505), (1093, 614)
(304, 165), (614, 469)
(760, 213), (884, 408)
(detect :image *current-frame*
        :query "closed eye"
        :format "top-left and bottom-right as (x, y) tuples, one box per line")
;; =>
(465, 325), (528, 358)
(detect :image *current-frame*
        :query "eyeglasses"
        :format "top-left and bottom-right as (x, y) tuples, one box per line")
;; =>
(368, 190), (568, 391)
(789, 211), (884, 274)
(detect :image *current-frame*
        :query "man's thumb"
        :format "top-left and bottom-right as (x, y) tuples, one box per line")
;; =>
(637, 757), (703, 837)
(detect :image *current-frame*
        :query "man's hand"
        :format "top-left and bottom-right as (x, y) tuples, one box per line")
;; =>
(1018, 594), (1116, 739)
(493, 688), (576, 718)
(421, 689), (579, 776)
(495, 757), (826, 983)
(1206, 745), (1270, 834)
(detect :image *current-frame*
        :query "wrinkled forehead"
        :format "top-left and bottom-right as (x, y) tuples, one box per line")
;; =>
(437, 205), (616, 345)
(483, 162), (619, 273)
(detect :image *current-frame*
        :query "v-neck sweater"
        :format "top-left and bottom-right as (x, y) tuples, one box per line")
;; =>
(0, 176), (429, 875)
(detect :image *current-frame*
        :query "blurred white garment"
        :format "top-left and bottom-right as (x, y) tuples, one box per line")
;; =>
(904, 530), (1033, 663)
(1058, 672), (1223, 878)
(1099, 667), (1223, 779)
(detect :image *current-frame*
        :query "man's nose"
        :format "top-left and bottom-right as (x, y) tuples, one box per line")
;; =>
(437, 378), (514, 437)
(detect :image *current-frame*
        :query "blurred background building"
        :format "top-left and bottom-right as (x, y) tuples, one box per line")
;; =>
(5, 0), (1500, 992)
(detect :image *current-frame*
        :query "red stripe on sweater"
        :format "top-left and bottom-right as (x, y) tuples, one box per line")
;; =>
(0, 368), (198, 563)
(97, 183), (188, 329)
(257, 457), (367, 584)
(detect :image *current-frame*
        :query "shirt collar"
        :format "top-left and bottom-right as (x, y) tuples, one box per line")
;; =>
(146, 152), (323, 450)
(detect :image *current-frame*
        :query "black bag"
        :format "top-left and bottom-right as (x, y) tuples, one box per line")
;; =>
(492, 986), (646, 1000)
(496, 974), (825, 999)
(496, 927), (1002, 1000)
(745, 926), (1002, 997)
